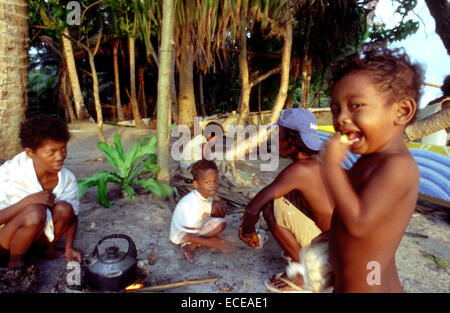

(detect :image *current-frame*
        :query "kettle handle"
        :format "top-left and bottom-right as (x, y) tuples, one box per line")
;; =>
(92, 234), (137, 262)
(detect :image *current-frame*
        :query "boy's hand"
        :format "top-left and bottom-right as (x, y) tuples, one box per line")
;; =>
(65, 246), (82, 263)
(238, 226), (260, 249)
(211, 200), (227, 218)
(22, 191), (56, 208)
(321, 131), (350, 168)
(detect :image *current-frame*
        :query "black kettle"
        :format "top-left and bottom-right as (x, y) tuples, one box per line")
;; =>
(84, 234), (138, 291)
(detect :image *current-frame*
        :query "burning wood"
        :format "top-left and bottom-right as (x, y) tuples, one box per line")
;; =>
(126, 277), (219, 293)
(125, 282), (144, 291)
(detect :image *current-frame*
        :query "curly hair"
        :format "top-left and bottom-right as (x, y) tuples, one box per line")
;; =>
(19, 115), (70, 150)
(191, 159), (218, 181)
(329, 47), (425, 117)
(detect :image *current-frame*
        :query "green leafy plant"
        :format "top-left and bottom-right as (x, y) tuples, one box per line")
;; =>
(78, 132), (173, 208)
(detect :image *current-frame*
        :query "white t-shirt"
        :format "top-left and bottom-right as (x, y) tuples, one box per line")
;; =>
(169, 190), (213, 245)
(179, 135), (207, 170)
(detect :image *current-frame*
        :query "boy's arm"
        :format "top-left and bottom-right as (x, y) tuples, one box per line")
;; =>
(0, 191), (56, 225)
(240, 163), (305, 233)
(211, 199), (227, 218)
(323, 135), (418, 237)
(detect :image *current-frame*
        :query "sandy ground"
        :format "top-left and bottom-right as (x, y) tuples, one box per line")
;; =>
(23, 122), (450, 293)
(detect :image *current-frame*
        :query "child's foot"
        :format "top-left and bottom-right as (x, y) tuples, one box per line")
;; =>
(209, 236), (231, 254)
(264, 272), (309, 293)
(181, 243), (196, 263)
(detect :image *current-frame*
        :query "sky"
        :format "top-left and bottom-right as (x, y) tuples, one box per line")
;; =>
(374, 0), (450, 108)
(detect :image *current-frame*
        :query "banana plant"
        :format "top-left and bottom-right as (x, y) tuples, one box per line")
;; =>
(78, 132), (173, 208)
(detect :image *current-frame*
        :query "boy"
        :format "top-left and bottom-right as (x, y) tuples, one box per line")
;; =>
(170, 159), (228, 263)
(238, 108), (334, 292)
(0, 115), (82, 276)
(322, 47), (423, 292)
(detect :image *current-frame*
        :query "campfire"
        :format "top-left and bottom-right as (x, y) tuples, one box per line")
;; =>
(125, 282), (144, 291)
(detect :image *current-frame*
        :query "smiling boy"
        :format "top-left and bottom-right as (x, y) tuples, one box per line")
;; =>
(322, 48), (424, 292)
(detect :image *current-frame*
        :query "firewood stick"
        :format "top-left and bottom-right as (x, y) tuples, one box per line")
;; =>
(127, 277), (219, 292)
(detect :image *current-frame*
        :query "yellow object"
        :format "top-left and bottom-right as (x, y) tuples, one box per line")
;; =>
(340, 134), (349, 144)
(273, 197), (321, 248)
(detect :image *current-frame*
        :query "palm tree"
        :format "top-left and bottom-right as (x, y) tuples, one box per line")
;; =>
(156, 0), (175, 183)
(62, 28), (90, 120)
(112, 39), (125, 121)
(424, 0), (449, 55)
(0, 0), (29, 160)
(404, 107), (450, 143)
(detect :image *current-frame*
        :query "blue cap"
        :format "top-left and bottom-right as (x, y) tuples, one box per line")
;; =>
(272, 108), (321, 151)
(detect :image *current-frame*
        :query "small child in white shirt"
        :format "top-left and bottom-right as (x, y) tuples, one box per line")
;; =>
(170, 160), (228, 263)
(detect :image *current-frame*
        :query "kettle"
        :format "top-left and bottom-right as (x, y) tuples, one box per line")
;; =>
(84, 234), (138, 291)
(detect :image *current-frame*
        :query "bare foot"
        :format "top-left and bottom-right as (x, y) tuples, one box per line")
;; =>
(209, 236), (231, 254)
(265, 272), (306, 292)
(181, 244), (196, 263)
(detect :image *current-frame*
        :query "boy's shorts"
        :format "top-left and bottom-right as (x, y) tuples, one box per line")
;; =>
(180, 217), (226, 245)
(198, 217), (226, 236)
(274, 197), (321, 248)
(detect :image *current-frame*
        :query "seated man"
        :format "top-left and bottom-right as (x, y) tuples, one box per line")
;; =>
(0, 115), (82, 277)
(238, 108), (334, 292)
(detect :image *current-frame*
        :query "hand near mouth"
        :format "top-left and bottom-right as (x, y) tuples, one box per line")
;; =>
(321, 131), (350, 168)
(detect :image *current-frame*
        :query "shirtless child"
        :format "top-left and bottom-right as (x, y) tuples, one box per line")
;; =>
(170, 160), (229, 263)
(322, 47), (424, 292)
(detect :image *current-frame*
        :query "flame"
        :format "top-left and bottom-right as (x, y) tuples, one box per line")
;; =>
(125, 283), (144, 291)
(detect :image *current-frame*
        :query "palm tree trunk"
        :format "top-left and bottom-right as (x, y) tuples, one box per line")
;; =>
(157, 0), (175, 183)
(177, 46), (197, 129)
(237, 26), (251, 126)
(113, 39), (125, 121)
(61, 28), (89, 120)
(0, 0), (28, 160)
(170, 49), (178, 124)
(138, 65), (147, 118)
(403, 107), (450, 142)
(300, 16), (311, 108)
(128, 36), (145, 128)
(199, 72), (206, 116)
(268, 17), (293, 125)
(61, 70), (76, 122)
(425, 0), (450, 55)
(88, 50), (105, 142)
